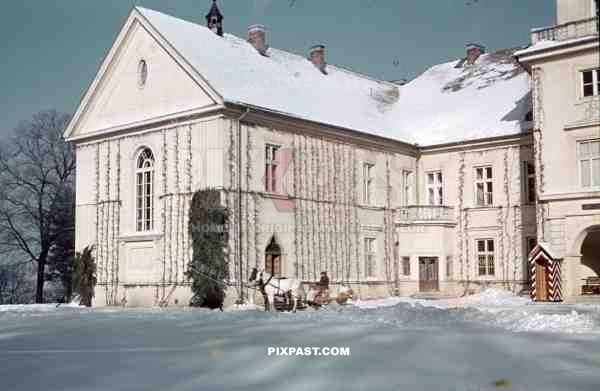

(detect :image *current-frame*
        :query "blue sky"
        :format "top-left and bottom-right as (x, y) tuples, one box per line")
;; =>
(0, 1), (555, 137)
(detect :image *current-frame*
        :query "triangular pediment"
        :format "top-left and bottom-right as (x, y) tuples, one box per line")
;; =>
(65, 9), (222, 140)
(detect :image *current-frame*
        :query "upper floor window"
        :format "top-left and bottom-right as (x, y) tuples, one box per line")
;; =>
(364, 237), (376, 278)
(477, 239), (495, 276)
(363, 162), (375, 204)
(402, 170), (413, 206)
(524, 162), (536, 204)
(581, 68), (599, 97)
(578, 140), (600, 188)
(136, 148), (154, 232)
(475, 166), (493, 206)
(265, 144), (280, 193)
(426, 171), (443, 205)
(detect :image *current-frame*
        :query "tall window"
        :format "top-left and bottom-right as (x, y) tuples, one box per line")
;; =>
(477, 239), (495, 276)
(446, 256), (453, 278)
(136, 148), (155, 232)
(426, 171), (443, 205)
(524, 162), (536, 204)
(581, 68), (599, 97)
(364, 238), (376, 278)
(402, 170), (413, 206)
(475, 166), (493, 206)
(402, 256), (410, 276)
(363, 163), (375, 204)
(265, 144), (280, 193)
(578, 140), (600, 188)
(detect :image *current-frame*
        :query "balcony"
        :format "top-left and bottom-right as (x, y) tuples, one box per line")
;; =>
(396, 205), (455, 223)
(531, 17), (598, 44)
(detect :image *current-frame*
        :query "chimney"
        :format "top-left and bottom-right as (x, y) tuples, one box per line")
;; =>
(465, 43), (485, 65)
(248, 24), (268, 55)
(309, 45), (327, 74)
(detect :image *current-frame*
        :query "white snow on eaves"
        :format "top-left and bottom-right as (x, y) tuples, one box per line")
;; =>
(136, 7), (531, 146)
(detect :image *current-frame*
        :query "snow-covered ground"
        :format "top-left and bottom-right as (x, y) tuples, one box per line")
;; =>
(1, 289), (599, 391)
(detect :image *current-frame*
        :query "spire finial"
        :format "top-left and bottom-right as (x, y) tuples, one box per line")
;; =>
(206, 0), (224, 36)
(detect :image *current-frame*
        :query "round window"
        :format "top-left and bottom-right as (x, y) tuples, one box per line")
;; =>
(138, 59), (148, 87)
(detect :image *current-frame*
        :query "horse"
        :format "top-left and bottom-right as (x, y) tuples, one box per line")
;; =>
(248, 268), (305, 312)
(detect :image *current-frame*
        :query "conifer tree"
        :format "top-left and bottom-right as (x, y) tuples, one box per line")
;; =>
(73, 246), (96, 307)
(186, 189), (229, 309)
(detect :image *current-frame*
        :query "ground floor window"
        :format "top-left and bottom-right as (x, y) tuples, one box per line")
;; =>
(477, 239), (495, 276)
(446, 256), (453, 278)
(364, 238), (376, 278)
(402, 256), (410, 276)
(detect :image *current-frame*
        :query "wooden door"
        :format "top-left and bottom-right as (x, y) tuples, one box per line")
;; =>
(535, 262), (548, 301)
(419, 257), (439, 292)
(265, 254), (281, 277)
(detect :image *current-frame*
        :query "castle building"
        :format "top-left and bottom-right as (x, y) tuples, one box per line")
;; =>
(516, 0), (600, 299)
(64, 1), (598, 306)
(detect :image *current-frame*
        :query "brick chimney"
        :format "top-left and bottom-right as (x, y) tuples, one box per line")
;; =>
(248, 24), (268, 56)
(309, 45), (327, 74)
(465, 43), (485, 65)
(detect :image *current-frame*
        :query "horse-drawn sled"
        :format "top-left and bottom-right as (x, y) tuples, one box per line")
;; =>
(248, 268), (353, 312)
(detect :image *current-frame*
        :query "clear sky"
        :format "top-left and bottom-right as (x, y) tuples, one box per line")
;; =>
(0, 0), (555, 137)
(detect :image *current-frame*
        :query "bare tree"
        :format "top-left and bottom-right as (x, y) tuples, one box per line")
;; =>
(0, 110), (74, 303)
(0, 264), (33, 304)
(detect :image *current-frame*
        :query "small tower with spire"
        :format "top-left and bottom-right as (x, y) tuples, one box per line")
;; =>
(206, 0), (224, 36)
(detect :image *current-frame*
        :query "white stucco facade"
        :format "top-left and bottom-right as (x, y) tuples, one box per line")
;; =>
(517, 0), (600, 298)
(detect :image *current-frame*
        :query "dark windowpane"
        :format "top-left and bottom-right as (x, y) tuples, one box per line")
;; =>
(487, 256), (495, 275)
(477, 240), (485, 252)
(486, 167), (492, 179)
(583, 70), (593, 84)
(487, 240), (494, 252)
(584, 84), (594, 97)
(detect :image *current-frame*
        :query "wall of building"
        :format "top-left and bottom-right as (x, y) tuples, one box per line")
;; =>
(557, 0), (596, 25)
(75, 116), (226, 307)
(402, 140), (537, 296)
(528, 37), (600, 297)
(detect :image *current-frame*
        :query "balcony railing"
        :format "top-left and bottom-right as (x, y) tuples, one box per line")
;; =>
(531, 17), (598, 44)
(397, 205), (455, 222)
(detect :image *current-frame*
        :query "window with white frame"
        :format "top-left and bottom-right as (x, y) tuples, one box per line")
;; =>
(475, 166), (493, 206)
(402, 170), (413, 206)
(426, 171), (443, 205)
(401, 256), (410, 276)
(364, 238), (376, 278)
(477, 239), (495, 276)
(363, 162), (375, 204)
(524, 162), (536, 204)
(581, 68), (600, 97)
(136, 148), (155, 232)
(578, 140), (600, 188)
(265, 144), (280, 193)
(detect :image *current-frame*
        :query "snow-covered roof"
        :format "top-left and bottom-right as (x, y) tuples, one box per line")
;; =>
(514, 36), (599, 57)
(137, 7), (532, 146)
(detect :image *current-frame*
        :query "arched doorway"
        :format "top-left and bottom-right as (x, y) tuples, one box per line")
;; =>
(265, 236), (282, 277)
(580, 227), (600, 295)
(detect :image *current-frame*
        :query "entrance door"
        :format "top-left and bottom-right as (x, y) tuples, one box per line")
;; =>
(419, 257), (439, 292)
(535, 262), (548, 301)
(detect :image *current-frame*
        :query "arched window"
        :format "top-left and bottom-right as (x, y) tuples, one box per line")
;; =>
(136, 148), (154, 232)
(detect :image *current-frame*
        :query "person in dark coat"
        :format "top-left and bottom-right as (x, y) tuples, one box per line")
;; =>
(319, 271), (329, 291)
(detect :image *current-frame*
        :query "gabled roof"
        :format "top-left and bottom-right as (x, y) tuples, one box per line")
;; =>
(529, 241), (560, 262)
(69, 7), (533, 146)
